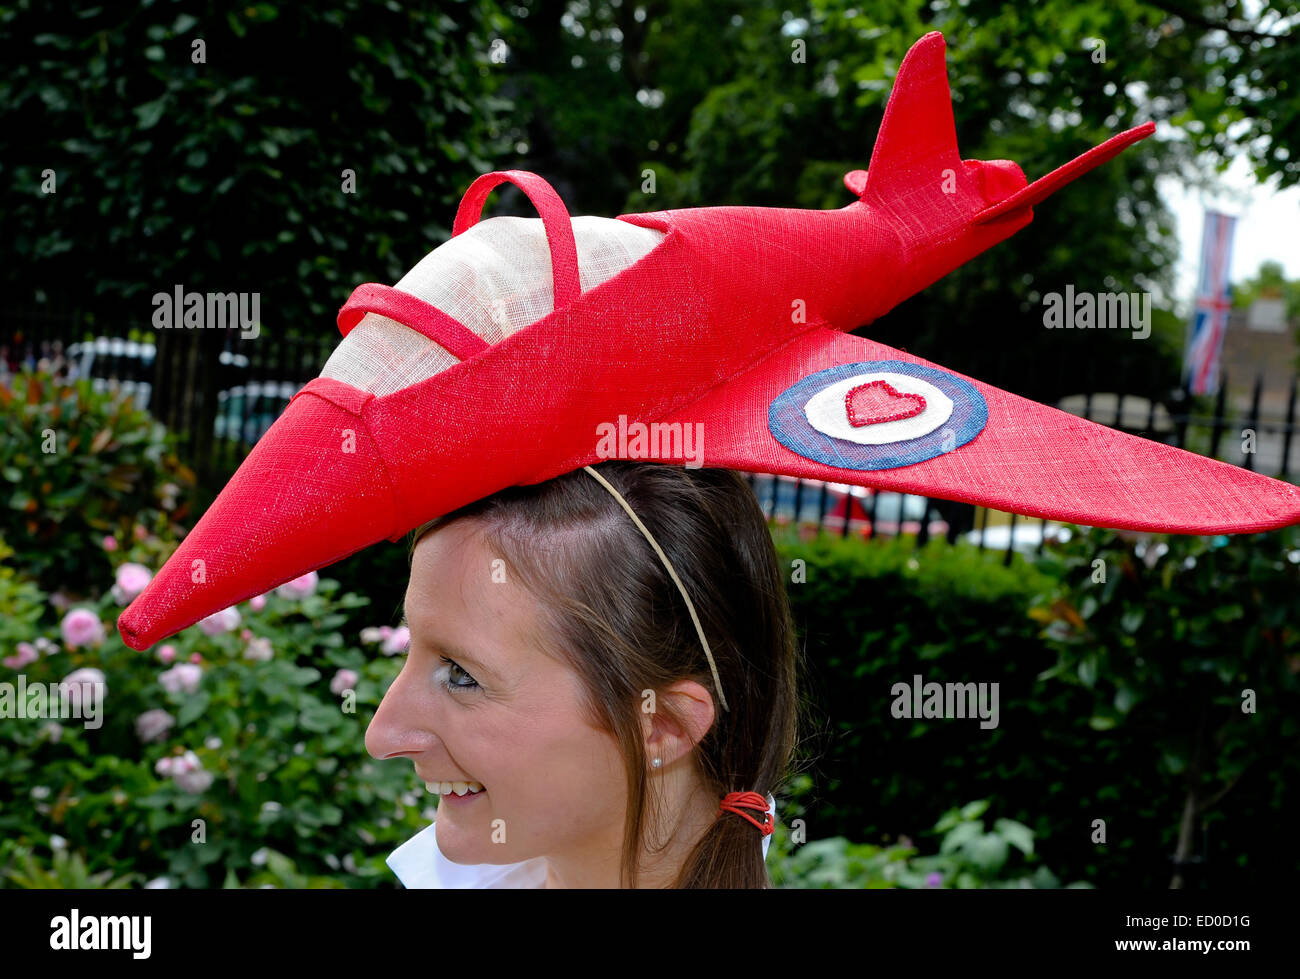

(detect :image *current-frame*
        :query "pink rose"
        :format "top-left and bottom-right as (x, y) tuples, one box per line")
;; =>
(157, 644), (176, 664)
(243, 637), (274, 662)
(60, 608), (105, 649)
(4, 644), (38, 669)
(381, 625), (410, 655)
(62, 667), (107, 697)
(155, 750), (211, 792)
(112, 562), (153, 604)
(174, 768), (214, 793)
(248, 594), (267, 612)
(135, 709), (175, 743)
(330, 668), (359, 695)
(102, 535), (118, 552)
(168, 750), (213, 793)
(275, 571), (319, 600)
(198, 606), (241, 635)
(159, 662), (202, 695)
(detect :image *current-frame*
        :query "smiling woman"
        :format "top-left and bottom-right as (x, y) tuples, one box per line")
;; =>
(363, 460), (802, 888)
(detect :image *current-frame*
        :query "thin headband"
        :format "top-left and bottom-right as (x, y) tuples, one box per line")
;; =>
(582, 465), (729, 713)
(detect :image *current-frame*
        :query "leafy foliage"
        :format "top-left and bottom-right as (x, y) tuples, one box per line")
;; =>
(0, 371), (196, 598)
(772, 521), (1300, 887)
(3, 0), (513, 326)
(770, 795), (1089, 888)
(0, 843), (142, 888)
(0, 561), (426, 889)
(1028, 524), (1300, 884)
(1231, 260), (1300, 351)
(9, 0), (1296, 406)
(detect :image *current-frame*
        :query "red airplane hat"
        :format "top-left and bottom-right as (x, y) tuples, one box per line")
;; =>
(118, 31), (1300, 651)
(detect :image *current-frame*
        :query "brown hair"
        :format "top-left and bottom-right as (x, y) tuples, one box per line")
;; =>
(408, 460), (804, 888)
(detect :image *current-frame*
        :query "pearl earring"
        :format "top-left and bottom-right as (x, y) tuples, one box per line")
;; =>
(651, 758), (662, 769)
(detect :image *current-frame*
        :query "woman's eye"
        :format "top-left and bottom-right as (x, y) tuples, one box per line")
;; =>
(437, 657), (479, 694)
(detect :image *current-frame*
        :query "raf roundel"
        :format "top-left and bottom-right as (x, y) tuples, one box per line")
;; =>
(767, 360), (988, 470)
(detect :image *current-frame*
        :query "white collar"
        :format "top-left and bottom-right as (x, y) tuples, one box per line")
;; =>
(387, 792), (777, 888)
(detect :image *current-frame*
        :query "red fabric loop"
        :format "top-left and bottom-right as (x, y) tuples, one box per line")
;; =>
(451, 170), (582, 311)
(337, 283), (490, 362)
(718, 790), (774, 836)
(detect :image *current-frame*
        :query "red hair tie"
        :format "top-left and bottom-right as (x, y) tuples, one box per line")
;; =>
(718, 791), (774, 836)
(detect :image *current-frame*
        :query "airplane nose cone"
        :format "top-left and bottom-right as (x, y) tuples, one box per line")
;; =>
(117, 380), (399, 651)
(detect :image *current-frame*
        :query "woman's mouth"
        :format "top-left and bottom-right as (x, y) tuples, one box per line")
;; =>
(425, 780), (485, 799)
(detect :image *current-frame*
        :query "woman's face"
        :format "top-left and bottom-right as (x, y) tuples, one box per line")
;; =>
(365, 519), (629, 869)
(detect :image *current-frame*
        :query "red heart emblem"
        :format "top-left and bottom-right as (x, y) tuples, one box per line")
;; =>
(845, 380), (926, 427)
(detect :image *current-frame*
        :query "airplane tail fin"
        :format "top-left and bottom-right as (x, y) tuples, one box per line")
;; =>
(862, 32), (966, 204)
(843, 32), (1155, 232)
(842, 32), (991, 224)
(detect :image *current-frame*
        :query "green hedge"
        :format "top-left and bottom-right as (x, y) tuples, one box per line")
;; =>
(773, 522), (1300, 888)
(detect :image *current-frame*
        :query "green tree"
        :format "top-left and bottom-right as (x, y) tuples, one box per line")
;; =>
(3, 0), (516, 445)
(1232, 259), (1300, 331)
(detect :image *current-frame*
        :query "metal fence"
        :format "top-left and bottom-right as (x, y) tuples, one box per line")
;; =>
(7, 314), (1298, 564)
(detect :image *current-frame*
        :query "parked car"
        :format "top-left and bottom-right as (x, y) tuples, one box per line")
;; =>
(66, 337), (157, 409)
(64, 338), (264, 421)
(963, 519), (1073, 554)
(749, 474), (949, 539)
(213, 380), (300, 444)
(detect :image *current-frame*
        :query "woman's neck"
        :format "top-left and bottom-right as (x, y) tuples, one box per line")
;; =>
(541, 775), (718, 888)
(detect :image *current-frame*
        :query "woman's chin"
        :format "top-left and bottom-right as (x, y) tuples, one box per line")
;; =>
(436, 824), (486, 864)
(437, 812), (503, 865)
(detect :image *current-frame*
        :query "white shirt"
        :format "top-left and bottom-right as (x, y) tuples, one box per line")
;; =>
(387, 793), (777, 888)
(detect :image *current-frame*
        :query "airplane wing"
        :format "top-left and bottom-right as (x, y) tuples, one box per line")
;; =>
(649, 323), (1300, 535)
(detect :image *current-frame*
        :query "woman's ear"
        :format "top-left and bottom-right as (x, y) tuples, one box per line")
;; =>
(642, 679), (716, 765)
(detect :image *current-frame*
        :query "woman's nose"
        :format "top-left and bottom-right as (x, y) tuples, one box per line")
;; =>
(364, 662), (435, 760)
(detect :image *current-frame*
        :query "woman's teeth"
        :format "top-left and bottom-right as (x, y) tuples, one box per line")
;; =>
(425, 780), (485, 796)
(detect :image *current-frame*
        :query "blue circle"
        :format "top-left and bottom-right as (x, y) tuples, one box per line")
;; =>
(767, 360), (988, 470)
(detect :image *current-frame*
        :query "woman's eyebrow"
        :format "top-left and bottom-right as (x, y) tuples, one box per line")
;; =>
(399, 615), (496, 678)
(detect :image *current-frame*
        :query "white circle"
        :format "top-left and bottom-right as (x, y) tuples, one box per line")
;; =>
(803, 371), (953, 445)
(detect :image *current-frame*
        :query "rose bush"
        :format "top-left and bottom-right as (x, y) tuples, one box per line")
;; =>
(0, 537), (431, 888)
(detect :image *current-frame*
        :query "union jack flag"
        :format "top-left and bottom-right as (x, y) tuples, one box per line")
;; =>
(1184, 210), (1238, 396)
